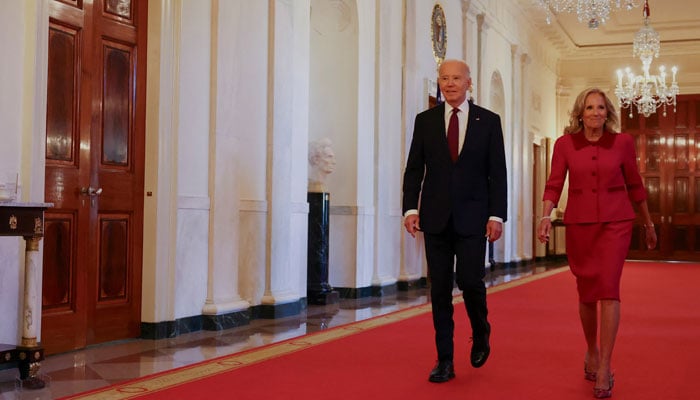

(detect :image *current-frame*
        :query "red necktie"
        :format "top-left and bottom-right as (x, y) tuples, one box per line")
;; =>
(448, 108), (459, 162)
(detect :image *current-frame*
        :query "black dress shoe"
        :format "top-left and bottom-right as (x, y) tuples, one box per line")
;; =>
(470, 325), (491, 368)
(428, 360), (455, 383)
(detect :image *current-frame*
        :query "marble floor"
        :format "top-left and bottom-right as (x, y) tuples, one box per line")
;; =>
(0, 258), (567, 399)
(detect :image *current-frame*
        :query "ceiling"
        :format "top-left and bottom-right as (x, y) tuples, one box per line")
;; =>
(519, 0), (700, 53)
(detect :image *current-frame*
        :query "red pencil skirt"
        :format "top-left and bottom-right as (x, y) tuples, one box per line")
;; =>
(565, 220), (634, 303)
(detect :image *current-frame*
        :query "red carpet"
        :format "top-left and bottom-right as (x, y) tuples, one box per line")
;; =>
(65, 262), (700, 400)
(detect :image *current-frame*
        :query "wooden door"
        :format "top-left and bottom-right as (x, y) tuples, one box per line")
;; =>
(42, 0), (147, 354)
(625, 95), (700, 261)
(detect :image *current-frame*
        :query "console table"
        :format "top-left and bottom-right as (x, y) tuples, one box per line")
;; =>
(0, 202), (52, 388)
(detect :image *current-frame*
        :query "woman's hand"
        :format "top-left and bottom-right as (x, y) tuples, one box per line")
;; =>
(644, 224), (658, 250)
(537, 218), (552, 243)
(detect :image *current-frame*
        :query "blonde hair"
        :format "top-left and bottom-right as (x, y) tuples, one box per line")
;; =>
(564, 88), (620, 134)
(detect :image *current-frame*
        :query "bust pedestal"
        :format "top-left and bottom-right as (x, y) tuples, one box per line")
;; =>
(307, 192), (339, 305)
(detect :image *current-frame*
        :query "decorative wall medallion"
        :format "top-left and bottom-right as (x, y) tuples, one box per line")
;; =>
(9, 215), (17, 230)
(431, 4), (447, 64)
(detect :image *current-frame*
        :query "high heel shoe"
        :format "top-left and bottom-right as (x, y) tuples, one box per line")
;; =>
(584, 362), (596, 382)
(593, 373), (615, 399)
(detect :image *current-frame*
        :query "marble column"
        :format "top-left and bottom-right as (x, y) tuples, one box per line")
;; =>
(16, 236), (45, 386)
(307, 192), (338, 305)
(21, 237), (40, 348)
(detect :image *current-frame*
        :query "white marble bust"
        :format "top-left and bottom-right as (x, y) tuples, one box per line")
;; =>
(308, 138), (336, 193)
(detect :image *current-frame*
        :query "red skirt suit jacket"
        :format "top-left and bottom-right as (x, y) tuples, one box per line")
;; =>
(543, 131), (647, 223)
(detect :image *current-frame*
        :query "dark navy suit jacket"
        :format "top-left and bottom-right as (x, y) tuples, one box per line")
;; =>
(402, 102), (508, 236)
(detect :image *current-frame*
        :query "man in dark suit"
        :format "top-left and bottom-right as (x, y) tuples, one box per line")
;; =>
(402, 59), (507, 383)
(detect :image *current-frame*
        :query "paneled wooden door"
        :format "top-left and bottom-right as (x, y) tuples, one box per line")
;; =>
(42, 0), (147, 354)
(625, 95), (700, 261)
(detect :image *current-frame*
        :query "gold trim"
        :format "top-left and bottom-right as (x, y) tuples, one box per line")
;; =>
(21, 337), (38, 347)
(34, 217), (43, 235)
(29, 362), (42, 377)
(25, 237), (40, 252)
(68, 267), (569, 399)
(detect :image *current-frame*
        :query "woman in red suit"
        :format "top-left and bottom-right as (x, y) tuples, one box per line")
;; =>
(537, 88), (657, 398)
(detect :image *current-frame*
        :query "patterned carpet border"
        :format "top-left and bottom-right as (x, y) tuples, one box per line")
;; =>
(66, 266), (569, 400)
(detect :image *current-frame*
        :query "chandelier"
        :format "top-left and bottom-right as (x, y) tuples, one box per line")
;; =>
(614, 0), (679, 118)
(537, 0), (641, 29)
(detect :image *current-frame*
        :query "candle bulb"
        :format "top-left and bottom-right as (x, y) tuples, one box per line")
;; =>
(659, 66), (666, 85)
(617, 69), (623, 87)
(672, 66), (677, 83)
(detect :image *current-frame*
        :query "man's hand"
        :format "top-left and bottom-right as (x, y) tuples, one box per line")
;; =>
(404, 214), (420, 238)
(537, 219), (551, 243)
(485, 220), (502, 242)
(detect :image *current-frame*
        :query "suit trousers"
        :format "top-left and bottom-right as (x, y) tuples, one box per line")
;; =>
(424, 221), (489, 362)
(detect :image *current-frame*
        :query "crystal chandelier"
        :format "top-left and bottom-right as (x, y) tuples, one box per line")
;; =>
(537, 0), (641, 29)
(614, 0), (679, 118)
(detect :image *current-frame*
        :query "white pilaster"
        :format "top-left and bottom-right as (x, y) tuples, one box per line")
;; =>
(143, 0), (179, 323)
(262, 0), (309, 306)
(509, 44), (521, 263)
(520, 52), (533, 260)
(203, 0), (250, 315)
(289, 0), (311, 301)
(475, 13), (489, 103)
(460, 0), (471, 61)
(373, 0), (403, 287)
(400, 1), (427, 283)
(353, 0), (377, 289)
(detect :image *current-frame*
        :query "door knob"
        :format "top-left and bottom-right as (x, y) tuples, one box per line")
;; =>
(80, 186), (103, 196)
